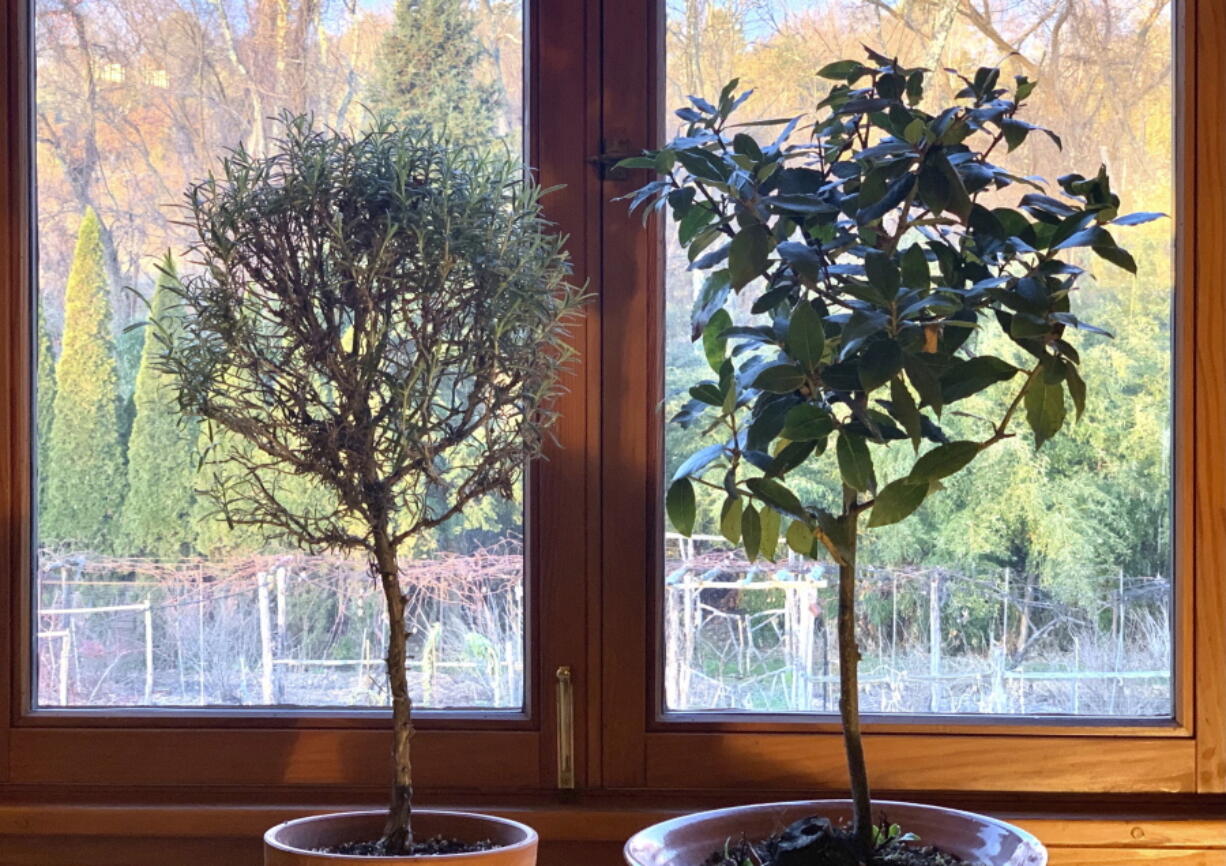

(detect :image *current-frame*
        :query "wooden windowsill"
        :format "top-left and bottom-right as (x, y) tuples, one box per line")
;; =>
(0, 798), (1222, 849)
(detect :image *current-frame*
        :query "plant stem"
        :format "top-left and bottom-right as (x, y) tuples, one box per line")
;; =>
(374, 523), (415, 854)
(839, 483), (873, 861)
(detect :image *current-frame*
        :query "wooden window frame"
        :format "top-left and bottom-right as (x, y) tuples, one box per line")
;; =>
(0, 0), (601, 797)
(597, 0), (1226, 799)
(0, 0), (1222, 818)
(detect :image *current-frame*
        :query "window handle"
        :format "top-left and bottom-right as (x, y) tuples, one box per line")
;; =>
(555, 665), (575, 790)
(588, 138), (640, 180)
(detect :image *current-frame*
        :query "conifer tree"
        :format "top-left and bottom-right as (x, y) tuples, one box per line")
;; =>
(118, 257), (199, 557)
(36, 307), (56, 510)
(367, 0), (503, 145)
(42, 208), (126, 549)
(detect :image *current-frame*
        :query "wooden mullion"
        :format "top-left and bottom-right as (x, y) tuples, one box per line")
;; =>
(1191, 0), (1226, 795)
(597, 0), (662, 788)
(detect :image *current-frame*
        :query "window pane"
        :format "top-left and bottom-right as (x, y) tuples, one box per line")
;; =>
(663, 1), (1173, 717)
(34, 0), (525, 709)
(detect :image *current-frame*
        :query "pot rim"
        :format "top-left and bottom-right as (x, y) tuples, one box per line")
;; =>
(623, 798), (1045, 862)
(264, 808), (540, 861)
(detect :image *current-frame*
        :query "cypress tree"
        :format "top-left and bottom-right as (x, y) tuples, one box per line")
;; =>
(118, 256), (199, 557)
(42, 208), (126, 550)
(367, 0), (503, 144)
(36, 307), (56, 510)
(191, 429), (267, 555)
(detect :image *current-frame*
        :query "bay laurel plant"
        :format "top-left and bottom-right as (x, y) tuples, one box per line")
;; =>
(150, 115), (585, 854)
(622, 50), (1155, 859)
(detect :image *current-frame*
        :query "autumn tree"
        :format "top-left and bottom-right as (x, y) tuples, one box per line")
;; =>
(119, 256), (199, 557)
(43, 208), (126, 549)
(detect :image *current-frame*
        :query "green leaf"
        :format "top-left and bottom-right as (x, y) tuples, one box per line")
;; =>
(786, 519), (816, 557)
(920, 151), (971, 219)
(1065, 362), (1087, 421)
(666, 477), (696, 537)
(728, 226), (772, 290)
(676, 148), (729, 183)
(858, 339), (903, 392)
(1092, 243), (1138, 274)
(889, 377), (923, 449)
(781, 404), (834, 442)
(753, 363), (807, 394)
(732, 133), (764, 161)
(910, 440), (980, 482)
(613, 155), (657, 170)
(918, 160), (950, 216)
(900, 244), (929, 289)
(864, 250), (901, 298)
(674, 442), (725, 481)
(904, 354), (944, 416)
(817, 59), (867, 81)
(746, 476), (806, 519)
(688, 383), (722, 406)
(769, 440), (819, 476)
(702, 309), (732, 372)
(759, 507), (781, 561)
(1112, 211), (1166, 226)
(1000, 117), (1030, 152)
(720, 495), (743, 544)
(836, 431), (876, 493)
(741, 503), (762, 561)
(691, 269), (731, 339)
(1025, 376), (1066, 448)
(678, 202), (716, 247)
(654, 148), (677, 173)
(867, 477), (929, 527)
(788, 300), (826, 370)
(940, 356), (1019, 405)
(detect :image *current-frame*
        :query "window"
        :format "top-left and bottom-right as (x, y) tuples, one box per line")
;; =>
(1, 0), (1223, 814)
(33, 0), (526, 709)
(660, 1), (1175, 718)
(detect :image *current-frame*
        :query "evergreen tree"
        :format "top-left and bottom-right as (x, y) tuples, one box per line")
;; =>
(118, 257), (199, 557)
(42, 208), (126, 550)
(36, 307), (56, 510)
(367, 0), (503, 144)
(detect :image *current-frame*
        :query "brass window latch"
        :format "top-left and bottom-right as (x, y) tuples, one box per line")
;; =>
(555, 665), (575, 790)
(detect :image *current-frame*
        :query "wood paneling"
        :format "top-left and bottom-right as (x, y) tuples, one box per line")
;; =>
(644, 734), (1196, 793)
(1048, 852), (1226, 866)
(9, 729), (539, 787)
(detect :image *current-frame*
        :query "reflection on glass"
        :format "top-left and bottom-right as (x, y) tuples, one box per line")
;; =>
(34, 0), (525, 708)
(663, 0), (1173, 716)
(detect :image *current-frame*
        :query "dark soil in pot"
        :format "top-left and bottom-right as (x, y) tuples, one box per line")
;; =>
(704, 816), (971, 866)
(320, 837), (499, 857)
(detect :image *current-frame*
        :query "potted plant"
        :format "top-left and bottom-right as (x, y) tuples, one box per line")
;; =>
(150, 115), (584, 862)
(620, 49), (1152, 866)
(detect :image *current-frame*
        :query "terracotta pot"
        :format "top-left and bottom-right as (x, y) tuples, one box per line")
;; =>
(624, 800), (1046, 866)
(265, 810), (539, 865)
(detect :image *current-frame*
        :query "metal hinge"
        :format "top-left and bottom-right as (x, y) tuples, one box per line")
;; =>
(555, 665), (575, 790)
(588, 138), (639, 181)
